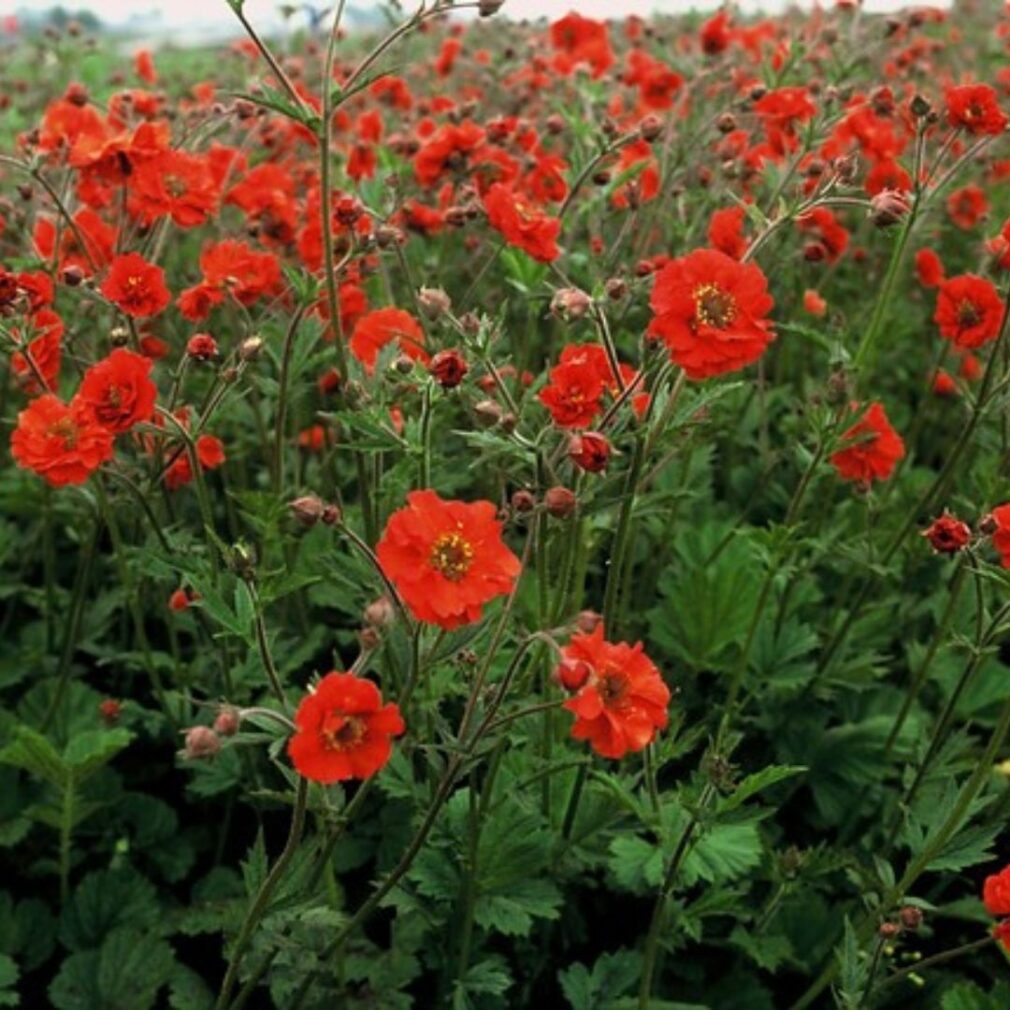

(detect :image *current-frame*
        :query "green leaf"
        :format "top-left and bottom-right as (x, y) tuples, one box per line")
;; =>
(0, 726), (65, 788)
(559, 949), (642, 1010)
(683, 821), (764, 886)
(0, 954), (18, 1008)
(62, 730), (132, 781)
(719, 766), (806, 813)
(473, 877), (562, 937)
(58, 868), (161, 952)
(49, 928), (175, 1010)
(453, 955), (512, 1007)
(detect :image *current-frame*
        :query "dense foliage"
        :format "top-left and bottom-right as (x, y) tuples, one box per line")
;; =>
(3, 2), (1010, 1008)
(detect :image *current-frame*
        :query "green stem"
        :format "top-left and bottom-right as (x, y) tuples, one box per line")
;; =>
(215, 778), (309, 1010)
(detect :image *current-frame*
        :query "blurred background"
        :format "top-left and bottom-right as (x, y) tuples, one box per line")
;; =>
(0, 1), (954, 47)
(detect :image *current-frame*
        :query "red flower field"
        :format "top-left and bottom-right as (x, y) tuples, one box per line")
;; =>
(3, 1), (1010, 1008)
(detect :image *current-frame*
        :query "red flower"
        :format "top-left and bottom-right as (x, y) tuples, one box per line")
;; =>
(647, 248), (775, 380)
(100, 252), (170, 318)
(708, 206), (748, 260)
(483, 183), (560, 263)
(561, 625), (670, 759)
(376, 490), (521, 630)
(830, 402), (905, 484)
(11, 309), (63, 396)
(78, 348), (157, 434)
(11, 393), (114, 486)
(540, 362), (605, 429)
(349, 307), (428, 374)
(288, 672), (404, 783)
(922, 514), (971, 554)
(915, 248), (945, 288)
(165, 433), (226, 490)
(987, 865), (1010, 916)
(946, 84), (1008, 135)
(700, 10), (732, 54)
(549, 12), (614, 78)
(946, 184), (988, 231)
(568, 431), (611, 472)
(413, 121), (486, 187)
(934, 274), (1004, 349)
(989, 504), (1010, 568)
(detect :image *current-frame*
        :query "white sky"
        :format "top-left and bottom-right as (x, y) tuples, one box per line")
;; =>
(3, 0), (953, 29)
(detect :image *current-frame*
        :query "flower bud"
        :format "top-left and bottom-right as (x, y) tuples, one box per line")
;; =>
(511, 489), (536, 513)
(182, 725), (221, 760)
(239, 335), (264, 361)
(639, 114), (663, 142)
(605, 277), (627, 301)
(364, 595), (395, 627)
(479, 0), (504, 16)
(576, 609), (602, 633)
(359, 626), (381, 649)
(550, 287), (592, 321)
(869, 188), (911, 228)
(99, 698), (121, 726)
(568, 431), (611, 472)
(922, 513), (971, 554)
(429, 349), (468, 388)
(109, 326), (130, 347)
(289, 494), (326, 526)
(474, 398), (504, 428)
(899, 906), (923, 931)
(544, 486), (577, 518)
(556, 658), (592, 691)
(418, 286), (451, 318)
(186, 333), (218, 361)
(213, 706), (240, 737)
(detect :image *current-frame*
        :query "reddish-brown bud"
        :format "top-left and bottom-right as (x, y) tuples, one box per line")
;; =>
(568, 431), (611, 472)
(213, 706), (240, 737)
(429, 349), (468, 388)
(182, 726), (221, 760)
(544, 486), (577, 518)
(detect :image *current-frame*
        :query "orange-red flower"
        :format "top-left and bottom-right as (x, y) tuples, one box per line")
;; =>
(11, 393), (114, 486)
(934, 274), (1004, 349)
(483, 183), (560, 263)
(376, 490), (521, 630)
(984, 863), (1010, 950)
(830, 402), (905, 484)
(561, 624), (670, 759)
(100, 252), (170, 318)
(989, 504), (1010, 568)
(946, 84), (1008, 135)
(647, 248), (775, 380)
(349, 307), (428, 373)
(78, 348), (158, 434)
(288, 672), (404, 783)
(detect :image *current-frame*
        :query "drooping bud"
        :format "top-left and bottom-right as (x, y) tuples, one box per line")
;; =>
(182, 725), (221, 760)
(550, 287), (592, 321)
(511, 489), (536, 513)
(869, 188), (911, 228)
(429, 349), (468, 388)
(364, 596), (396, 628)
(544, 486), (577, 518)
(213, 706), (240, 737)
(575, 610), (602, 633)
(474, 399), (504, 428)
(568, 431), (611, 472)
(186, 333), (218, 361)
(556, 658), (592, 691)
(418, 286), (451, 318)
(99, 699), (122, 726)
(922, 513), (971, 554)
(289, 495), (326, 527)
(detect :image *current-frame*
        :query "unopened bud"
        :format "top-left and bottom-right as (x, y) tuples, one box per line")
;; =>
(364, 596), (395, 627)
(474, 398), (503, 428)
(239, 335), (264, 360)
(289, 495), (326, 526)
(575, 609), (602, 633)
(429, 348), (468, 388)
(214, 706), (240, 737)
(511, 489), (536, 513)
(418, 286), (451, 318)
(544, 486), (577, 518)
(550, 287), (592, 320)
(182, 725), (221, 760)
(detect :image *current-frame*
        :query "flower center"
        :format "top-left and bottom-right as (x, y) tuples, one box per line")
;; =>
(693, 283), (737, 329)
(957, 299), (981, 328)
(47, 416), (79, 449)
(320, 710), (365, 751)
(429, 531), (475, 582)
(597, 670), (628, 707)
